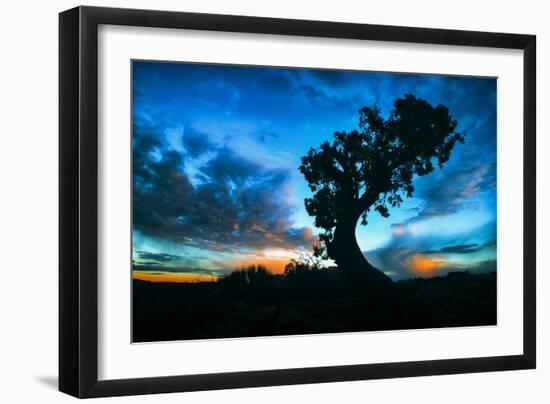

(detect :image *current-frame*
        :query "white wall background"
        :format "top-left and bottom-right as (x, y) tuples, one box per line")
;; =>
(0, 0), (547, 402)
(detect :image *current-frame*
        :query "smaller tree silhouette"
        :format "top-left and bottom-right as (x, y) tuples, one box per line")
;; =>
(300, 94), (464, 294)
(284, 241), (326, 276)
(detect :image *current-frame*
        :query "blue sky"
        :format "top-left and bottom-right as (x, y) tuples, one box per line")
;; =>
(131, 60), (497, 281)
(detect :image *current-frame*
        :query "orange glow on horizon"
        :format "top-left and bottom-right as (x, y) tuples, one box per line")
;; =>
(133, 245), (310, 283)
(227, 255), (292, 274)
(133, 271), (218, 283)
(407, 254), (446, 275)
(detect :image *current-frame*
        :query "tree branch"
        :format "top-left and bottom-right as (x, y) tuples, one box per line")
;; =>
(357, 190), (380, 212)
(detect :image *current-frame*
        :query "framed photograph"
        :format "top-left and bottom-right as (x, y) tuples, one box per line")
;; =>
(59, 6), (536, 398)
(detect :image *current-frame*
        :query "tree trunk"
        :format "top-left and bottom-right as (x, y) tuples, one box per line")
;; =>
(327, 211), (393, 296)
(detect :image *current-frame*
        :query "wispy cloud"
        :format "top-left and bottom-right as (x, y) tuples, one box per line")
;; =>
(132, 121), (313, 255)
(365, 220), (497, 280)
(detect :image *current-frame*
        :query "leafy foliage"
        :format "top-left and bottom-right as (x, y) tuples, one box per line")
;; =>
(299, 94), (464, 247)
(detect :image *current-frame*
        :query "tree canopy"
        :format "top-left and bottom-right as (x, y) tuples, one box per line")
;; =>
(300, 94), (464, 248)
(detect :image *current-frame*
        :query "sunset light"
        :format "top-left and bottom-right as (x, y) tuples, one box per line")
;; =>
(407, 254), (447, 275)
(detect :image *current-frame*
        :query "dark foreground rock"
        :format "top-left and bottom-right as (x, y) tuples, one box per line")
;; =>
(133, 270), (496, 342)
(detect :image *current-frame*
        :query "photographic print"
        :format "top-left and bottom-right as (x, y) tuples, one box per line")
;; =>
(131, 61), (497, 343)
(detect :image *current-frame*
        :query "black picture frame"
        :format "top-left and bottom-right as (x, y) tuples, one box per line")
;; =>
(59, 5), (536, 398)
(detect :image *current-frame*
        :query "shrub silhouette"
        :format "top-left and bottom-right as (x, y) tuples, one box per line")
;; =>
(218, 265), (275, 301)
(283, 259), (314, 276)
(283, 249), (324, 276)
(299, 94), (464, 294)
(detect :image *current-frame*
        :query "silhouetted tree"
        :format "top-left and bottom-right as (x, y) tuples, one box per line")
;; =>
(284, 240), (327, 276)
(299, 94), (464, 293)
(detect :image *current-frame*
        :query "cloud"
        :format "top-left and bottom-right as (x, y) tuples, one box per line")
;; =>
(465, 259), (497, 273)
(132, 264), (224, 275)
(134, 250), (185, 263)
(195, 78), (242, 108)
(181, 125), (217, 157)
(365, 222), (497, 280)
(256, 129), (280, 143)
(410, 161), (496, 222)
(306, 69), (356, 86)
(132, 122), (313, 254)
(258, 68), (295, 92)
(421, 243), (482, 255)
